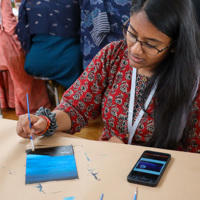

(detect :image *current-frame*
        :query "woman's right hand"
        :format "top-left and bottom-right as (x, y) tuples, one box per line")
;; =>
(16, 114), (47, 139)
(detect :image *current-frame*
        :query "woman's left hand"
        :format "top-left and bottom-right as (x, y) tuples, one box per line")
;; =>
(108, 136), (124, 144)
(99, 136), (124, 144)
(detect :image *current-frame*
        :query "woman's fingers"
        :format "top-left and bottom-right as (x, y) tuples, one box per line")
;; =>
(17, 114), (48, 139)
(17, 114), (30, 138)
(31, 116), (47, 134)
(17, 114), (39, 138)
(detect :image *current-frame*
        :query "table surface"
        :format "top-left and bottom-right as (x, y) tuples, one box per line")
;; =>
(0, 119), (200, 200)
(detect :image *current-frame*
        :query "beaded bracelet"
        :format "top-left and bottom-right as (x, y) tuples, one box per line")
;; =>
(35, 116), (51, 136)
(34, 107), (58, 136)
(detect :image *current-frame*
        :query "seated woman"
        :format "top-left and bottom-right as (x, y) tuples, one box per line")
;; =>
(0, 0), (51, 116)
(16, 0), (83, 89)
(17, 0), (200, 153)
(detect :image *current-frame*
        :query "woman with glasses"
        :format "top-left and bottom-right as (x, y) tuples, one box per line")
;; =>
(17, 0), (200, 153)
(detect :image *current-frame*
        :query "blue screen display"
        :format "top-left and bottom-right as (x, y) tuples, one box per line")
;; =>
(133, 158), (166, 175)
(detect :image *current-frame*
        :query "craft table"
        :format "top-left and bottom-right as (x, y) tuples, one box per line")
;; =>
(0, 119), (200, 200)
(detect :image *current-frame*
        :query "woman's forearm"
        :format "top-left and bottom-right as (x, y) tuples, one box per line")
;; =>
(53, 110), (72, 132)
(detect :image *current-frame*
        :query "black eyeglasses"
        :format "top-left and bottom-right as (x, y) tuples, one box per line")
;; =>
(122, 19), (174, 56)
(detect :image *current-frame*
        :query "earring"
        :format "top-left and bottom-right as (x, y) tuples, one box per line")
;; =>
(170, 49), (175, 53)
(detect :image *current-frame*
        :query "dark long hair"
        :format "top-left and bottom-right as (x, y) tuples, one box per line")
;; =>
(131, 0), (200, 149)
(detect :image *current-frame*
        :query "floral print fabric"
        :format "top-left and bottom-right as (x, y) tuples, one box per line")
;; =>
(16, 0), (80, 52)
(56, 40), (200, 153)
(79, 0), (132, 69)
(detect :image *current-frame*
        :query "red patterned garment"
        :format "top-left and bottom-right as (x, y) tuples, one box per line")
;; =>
(56, 40), (200, 153)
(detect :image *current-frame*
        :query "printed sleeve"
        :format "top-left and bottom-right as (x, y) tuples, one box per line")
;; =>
(185, 88), (200, 153)
(55, 43), (115, 134)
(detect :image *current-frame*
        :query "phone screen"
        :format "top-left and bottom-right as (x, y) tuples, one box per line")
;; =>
(127, 150), (171, 186)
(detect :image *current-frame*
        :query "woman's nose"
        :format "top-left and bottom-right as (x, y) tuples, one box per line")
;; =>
(130, 41), (143, 55)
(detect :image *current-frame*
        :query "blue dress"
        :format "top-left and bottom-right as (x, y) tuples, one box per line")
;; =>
(24, 34), (82, 89)
(16, 0), (82, 89)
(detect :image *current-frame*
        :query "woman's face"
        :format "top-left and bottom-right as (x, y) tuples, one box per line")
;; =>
(127, 11), (172, 76)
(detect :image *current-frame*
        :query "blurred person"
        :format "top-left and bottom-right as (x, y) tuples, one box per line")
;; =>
(16, 0), (83, 89)
(192, 0), (200, 26)
(79, 0), (132, 69)
(0, 0), (51, 116)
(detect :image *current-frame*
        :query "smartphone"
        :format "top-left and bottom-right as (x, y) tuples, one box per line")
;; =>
(127, 150), (171, 187)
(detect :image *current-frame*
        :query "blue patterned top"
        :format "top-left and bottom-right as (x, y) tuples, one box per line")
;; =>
(16, 0), (80, 52)
(79, 0), (132, 69)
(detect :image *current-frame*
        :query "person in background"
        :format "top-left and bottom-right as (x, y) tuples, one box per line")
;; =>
(192, 0), (200, 26)
(79, 0), (132, 69)
(0, 0), (50, 116)
(17, 0), (200, 153)
(16, 0), (83, 89)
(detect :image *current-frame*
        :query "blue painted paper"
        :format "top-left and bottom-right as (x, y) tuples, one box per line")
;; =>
(25, 145), (78, 184)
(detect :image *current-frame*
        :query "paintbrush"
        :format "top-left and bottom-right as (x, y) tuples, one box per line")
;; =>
(100, 193), (104, 200)
(26, 93), (35, 152)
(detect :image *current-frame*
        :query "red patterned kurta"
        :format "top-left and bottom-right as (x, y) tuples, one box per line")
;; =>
(56, 40), (200, 153)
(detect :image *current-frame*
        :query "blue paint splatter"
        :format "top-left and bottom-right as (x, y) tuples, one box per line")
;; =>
(36, 183), (43, 192)
(64, 197), (76, 200)
(87, 168), (100, 181)
(84, 152), (90, 161)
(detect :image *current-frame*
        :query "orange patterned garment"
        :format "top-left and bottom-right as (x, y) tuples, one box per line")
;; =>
(0, 0), (51, 115)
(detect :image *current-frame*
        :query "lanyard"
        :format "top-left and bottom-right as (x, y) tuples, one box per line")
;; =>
(128, 68), (157, 144)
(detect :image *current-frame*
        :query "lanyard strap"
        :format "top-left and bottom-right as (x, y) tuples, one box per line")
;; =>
(128, 68), (157, 144)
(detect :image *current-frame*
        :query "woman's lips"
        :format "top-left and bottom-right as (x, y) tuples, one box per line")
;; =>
(130, 54), (143, 63)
